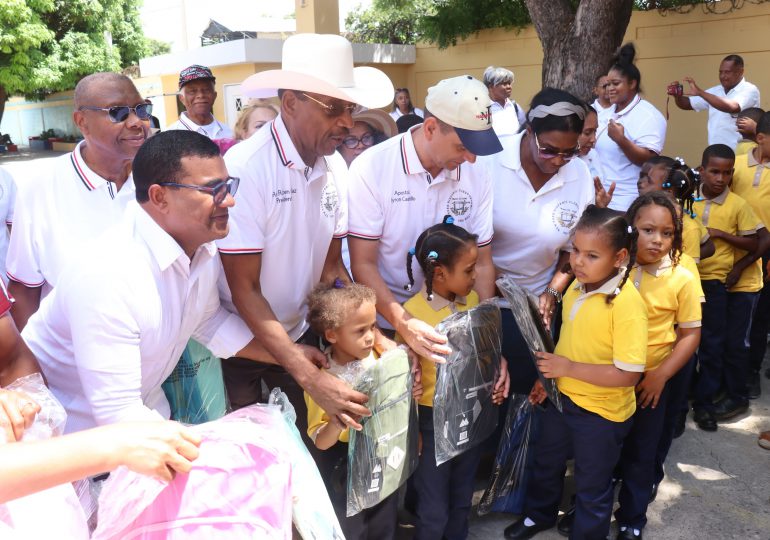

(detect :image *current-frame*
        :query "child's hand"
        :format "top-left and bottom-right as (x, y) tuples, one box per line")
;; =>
(528, 379), (547, 405)
(538, 292), (557, 330)
(492, 359), (510, 405)
(412, 378), (424, 401)
(593, 177), (616, 209)
(706, 227), (723, 240)
(410, 352), (423, 400)
(736, 116), (757, 135)
(725, 267), (741, 290)
(636, 369), (668, 409)
(535, 351), (573, 379)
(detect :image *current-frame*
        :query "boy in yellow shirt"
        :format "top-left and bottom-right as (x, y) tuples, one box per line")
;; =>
(692, 144), (765, 431)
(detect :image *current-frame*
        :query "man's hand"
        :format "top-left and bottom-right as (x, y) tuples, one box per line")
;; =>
(607, 120), (625, 144)
(535, 351), (573, 379)
(528, 379), (547, 405)
(0, 389), (40, 443)
(594, 177), (616, 209)
(399, 318), (451, 363)
(636, 369), (668, 409)
(683, 76), (701, 96)
(737, 116), (757, 136)
(304, 370), (371, 431)
(298, 343), (329, 369)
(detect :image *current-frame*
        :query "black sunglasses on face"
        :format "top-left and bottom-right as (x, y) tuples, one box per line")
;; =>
(158, 176), (240, 206)
(78, 102), (154, 123)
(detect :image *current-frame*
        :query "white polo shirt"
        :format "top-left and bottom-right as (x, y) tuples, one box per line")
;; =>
(0, 167), (16, 285)
(217, 115), (348, 341)
(690, 78), (760, 149)
(390, 108), (424, 121)
(490, 99), (527, 136)
(6, 142), (136, 296)
(595, 94), (666, 211)
(579, 148), (606, 185)
(167, 111), (234, 140)
(23, 203), (253, 433)
(348, 127), (494, 326)
(484, 131), (594, 295)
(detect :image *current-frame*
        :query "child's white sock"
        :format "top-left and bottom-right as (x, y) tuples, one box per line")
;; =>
(523, 517), (536, 527)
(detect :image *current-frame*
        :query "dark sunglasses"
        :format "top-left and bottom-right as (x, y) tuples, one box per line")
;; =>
(78, 102), (154, 123)
(534, 132), (580, 161)
(158, 176), (240, 206)
(342, 133), (375, 149)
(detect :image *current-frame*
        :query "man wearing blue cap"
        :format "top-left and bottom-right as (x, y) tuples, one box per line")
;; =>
(168, 65), (233, 139)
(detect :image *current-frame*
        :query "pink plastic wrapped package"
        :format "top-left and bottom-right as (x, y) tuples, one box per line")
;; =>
(93, 405), (293, 540)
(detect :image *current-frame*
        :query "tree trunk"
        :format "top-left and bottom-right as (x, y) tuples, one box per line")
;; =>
(524, 0), (634, 102)
(0, 85), (6, 136)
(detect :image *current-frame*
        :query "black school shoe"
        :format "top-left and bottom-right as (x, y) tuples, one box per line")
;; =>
(748, 371), (761, 399)
(713, 397), (749, 420)
(617, 526), (643, 539)
(556, 507), (574, 537)
(503, 517), (555, 540)
(693, 408), (717, 431)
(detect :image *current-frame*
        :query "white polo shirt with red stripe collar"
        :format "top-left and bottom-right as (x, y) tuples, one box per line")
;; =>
(6, 142), (136, 297)
(167, 112), (234, 140)
(217, 115), (348, 341)
(348, 126), (494, 325)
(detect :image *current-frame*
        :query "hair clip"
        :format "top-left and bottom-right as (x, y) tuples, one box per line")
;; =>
(333, 278), (345, 289)
(427, 293), (434, 301)
(427, 250), (438, 260)
(627, 225), (633, 234)
(408, 247), (415, 256)
(614, 287), (621, 296)
(675, 156), (686, 166)
(444, 216), (455, 225)
(662, 182), (671, 188)
(404, 283), (413, 291)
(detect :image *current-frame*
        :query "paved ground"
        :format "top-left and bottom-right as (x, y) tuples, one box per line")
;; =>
(4, 148), (770, 540)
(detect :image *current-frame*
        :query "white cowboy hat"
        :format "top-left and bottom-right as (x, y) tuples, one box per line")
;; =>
(241, 34), (394, 110)
(353, 109), (398, 138)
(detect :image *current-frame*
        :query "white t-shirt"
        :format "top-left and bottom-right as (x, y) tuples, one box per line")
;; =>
(6, 142), (136, 296)
(483, 132), (595, 295)
(490, 99), (527, 137)
(348, 126), (494, 327)
(690, 78), (760, 149)
(595, 94), (666, 211)
(390, 107), (424, 121)
(167, 112), (234, 140)
(217, 115), (348, 341)
(0, 167), (17, 285)
(23, 203), (253, 433)
(579, 148), (606, 184)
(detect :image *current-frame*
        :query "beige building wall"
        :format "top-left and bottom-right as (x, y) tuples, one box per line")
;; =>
(409, 1), (770, 165)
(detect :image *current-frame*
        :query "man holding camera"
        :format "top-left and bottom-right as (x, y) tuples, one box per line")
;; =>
(670, 54), (760, 150)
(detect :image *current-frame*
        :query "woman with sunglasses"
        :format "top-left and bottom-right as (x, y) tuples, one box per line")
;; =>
(483, 87), (595, 409)
(595, 43), (667, 211)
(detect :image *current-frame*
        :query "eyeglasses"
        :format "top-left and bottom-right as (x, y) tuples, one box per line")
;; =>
(159, 176), (240, 206)
(78, 103), (154, 123)
(301, 93), (360, 117)
(342, 133), (374, 149)
(533, 132), (580, 161)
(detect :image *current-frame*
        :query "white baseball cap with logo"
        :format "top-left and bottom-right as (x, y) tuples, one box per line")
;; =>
(425, 75), (503, 156)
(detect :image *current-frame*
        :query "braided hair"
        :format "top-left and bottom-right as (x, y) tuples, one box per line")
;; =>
(405, 215), (478, 301)
(663, 158), (700, 220)
(626, 191), (683, 267)
(573, 205), (637, 304)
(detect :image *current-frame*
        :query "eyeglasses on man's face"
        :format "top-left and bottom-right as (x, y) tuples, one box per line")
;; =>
(78, 102), (153, 123)
(342, 133), (374, 149)
(301, 92), (360, 117)
(533, 132), (580, 161)
(158, 176), (240, 206)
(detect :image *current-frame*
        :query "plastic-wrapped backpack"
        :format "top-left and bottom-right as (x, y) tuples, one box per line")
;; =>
(433, 302), (502, 465)
(496, 275), (562, 411)
(347, 348), (418, 517)
(0, 373), (90, 540)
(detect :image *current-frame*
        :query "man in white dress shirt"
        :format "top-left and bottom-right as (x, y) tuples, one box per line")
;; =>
(167, 65), (233, 139)
(21, 131), (294, 433)
(672, 54), (760, 149)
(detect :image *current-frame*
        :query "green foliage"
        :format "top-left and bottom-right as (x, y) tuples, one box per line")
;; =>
(0, 0), (167, 100)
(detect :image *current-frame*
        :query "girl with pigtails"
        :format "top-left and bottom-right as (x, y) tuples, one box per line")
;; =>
(504, 206), (649, 540)
(399, 215), (509, 540)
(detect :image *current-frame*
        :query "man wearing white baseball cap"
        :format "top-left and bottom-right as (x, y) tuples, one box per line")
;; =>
(217, 34), (394, 448)
(349, 75), (502, 363)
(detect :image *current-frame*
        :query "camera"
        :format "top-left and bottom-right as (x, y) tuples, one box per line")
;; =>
(667, 83), (683, 97)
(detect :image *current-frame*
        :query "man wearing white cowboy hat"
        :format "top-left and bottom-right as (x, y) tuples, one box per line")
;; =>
(217, 33), (394, 443)
(348, 75), (503, 362)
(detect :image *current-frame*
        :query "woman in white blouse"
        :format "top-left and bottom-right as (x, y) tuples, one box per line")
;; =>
(595, 43), (667, 211)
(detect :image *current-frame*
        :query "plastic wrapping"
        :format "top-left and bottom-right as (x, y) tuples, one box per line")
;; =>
(477, 393), (538, 516)
(0, 374), (90, 540)
(347, 348), (418, 517)
(496, 275), (562, 411)
(161, 339), (228, 424)
(433, 302), (502, 465)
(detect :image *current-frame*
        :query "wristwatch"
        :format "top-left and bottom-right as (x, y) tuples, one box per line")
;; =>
(544, 286), (562, 303)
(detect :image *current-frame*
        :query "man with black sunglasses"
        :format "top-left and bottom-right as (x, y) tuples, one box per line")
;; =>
(7, 72), (150, 330)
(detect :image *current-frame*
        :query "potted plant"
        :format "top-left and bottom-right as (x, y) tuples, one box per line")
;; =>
(51, 134), (80, 152)
(29, 129), (58, 150)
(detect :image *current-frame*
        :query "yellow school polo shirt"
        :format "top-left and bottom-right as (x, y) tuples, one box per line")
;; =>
(693, 189), (762, 287)
(732, 150), (770, 227)
(305, 352), (378, 443)
(401, 288), (479, 407)
(679, 253), (705, 301)
(556, 273), (648, 423)
(735, 140), (758, 157)
(630, 257), (702, 371)
(681, 214), (709, 264)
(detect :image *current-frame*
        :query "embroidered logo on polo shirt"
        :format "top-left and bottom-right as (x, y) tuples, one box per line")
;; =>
(320, 182), (339, 217)
(552, 201), (580, 234)
(446, 189), (473, 221)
